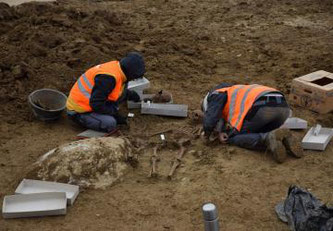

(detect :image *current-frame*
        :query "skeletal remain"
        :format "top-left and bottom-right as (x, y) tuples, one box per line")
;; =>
(167, 138), (191, 179)
(148, 146), (160, 178)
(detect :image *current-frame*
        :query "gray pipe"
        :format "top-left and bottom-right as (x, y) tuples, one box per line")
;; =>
(202, 203), (219, 231)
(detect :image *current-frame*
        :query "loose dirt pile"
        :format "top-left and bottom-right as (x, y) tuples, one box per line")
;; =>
(29, 137), (132, 189)
(0, 1), (135, 122)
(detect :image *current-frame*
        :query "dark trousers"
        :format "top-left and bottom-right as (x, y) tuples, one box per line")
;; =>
(228, 105), (290, 150)
(69, 112), (117, 133)
(68, 88), (128, 132)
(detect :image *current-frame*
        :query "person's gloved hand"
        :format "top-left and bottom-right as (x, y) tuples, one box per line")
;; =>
(114, 114), (128, 125)
(128, 90), (141, 102)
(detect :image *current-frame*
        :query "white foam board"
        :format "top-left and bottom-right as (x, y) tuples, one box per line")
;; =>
(141, 102), (188, 117)
(2, 192), (67, 219)
(77, 129), (107, 138)
(15, 179), (79, 205)
(0, 0), (55, 6)
(280, 117), (308, 129)
(128, 77), (150, 91)
(302, 125), (333, 151)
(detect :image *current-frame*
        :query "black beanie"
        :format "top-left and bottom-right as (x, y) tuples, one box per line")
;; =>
(120, 52), (146, 81)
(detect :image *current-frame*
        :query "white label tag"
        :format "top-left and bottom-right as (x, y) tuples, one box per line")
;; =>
(128, 113), (134, 118)
(160, 134), (165, 141)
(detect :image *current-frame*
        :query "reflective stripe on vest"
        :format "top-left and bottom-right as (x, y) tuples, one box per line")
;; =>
(77, 73), (93, 98)
(216, 84), (279, 131)
(66, 61), (126, 113)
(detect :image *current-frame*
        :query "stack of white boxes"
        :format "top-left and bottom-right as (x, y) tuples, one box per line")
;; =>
(2, 179), (79, 219)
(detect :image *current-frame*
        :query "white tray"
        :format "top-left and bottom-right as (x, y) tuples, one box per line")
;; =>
(15, 179), (79, 205)
(3, 192), (67, 219)
(302, 125), (333, 151)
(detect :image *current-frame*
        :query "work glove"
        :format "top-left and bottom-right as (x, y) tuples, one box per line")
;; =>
(128, 90), (141, 102)
(114, 113), (128, 125)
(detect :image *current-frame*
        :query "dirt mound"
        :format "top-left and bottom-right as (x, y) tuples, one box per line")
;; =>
(0, 1), (133, 123)
(29, 137), (132, 189)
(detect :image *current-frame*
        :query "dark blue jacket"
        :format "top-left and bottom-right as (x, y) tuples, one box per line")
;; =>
(203, 83), (232, 136)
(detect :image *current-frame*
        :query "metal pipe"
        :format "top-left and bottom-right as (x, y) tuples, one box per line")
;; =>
(202, 203), (219, 231)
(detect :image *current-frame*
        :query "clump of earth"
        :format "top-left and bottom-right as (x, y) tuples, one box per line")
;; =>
(29, 137), (132, 189)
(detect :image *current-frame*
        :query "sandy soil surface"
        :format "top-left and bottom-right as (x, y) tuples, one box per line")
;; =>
(0, 0), (332, 230)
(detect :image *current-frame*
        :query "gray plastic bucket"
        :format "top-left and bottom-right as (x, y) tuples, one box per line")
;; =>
(28, 88), (67, 121)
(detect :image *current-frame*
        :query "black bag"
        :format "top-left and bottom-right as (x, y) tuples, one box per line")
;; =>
(275, 185), (333, 231)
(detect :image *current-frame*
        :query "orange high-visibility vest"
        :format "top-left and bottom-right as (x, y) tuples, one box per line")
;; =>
(216, 84), (280, 131)
(66, 61), (126, 113)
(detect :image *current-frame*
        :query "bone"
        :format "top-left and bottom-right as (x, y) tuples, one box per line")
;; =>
(149, 146), (160, 178)
(167, 138), (191, 179)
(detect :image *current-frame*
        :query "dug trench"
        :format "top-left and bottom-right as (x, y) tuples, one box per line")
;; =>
(0, 0), (332, 230)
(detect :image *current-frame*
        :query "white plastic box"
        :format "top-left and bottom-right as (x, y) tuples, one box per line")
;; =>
(141, 102), (188, 117)
(3, 192), (67, 219)
(302, 125), (333, 151)
(15, 179), (79, 205)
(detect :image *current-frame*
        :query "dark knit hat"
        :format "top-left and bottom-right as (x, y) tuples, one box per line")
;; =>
(120, 52), (145, 81)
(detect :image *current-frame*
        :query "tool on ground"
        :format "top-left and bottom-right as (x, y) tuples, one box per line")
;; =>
(167, 138), (191, 179)
(202, 203), (220, 231)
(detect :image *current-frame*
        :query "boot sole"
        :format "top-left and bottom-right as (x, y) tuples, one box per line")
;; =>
(282, 136), (304, 158)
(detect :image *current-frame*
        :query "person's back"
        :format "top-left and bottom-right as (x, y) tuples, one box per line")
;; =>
(202, 82), (303, 163)
(67, 52), (145, 133)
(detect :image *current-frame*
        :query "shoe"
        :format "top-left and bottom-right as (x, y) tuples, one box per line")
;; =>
(275, 128), (304, 158)
(282, 134), (304, 158)
(265, 132), (287, 163)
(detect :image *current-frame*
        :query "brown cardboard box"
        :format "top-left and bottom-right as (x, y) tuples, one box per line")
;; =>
(289, 70), (333, 114)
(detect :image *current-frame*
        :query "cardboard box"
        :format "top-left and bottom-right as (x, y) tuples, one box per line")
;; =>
(289, 70), (333, 114)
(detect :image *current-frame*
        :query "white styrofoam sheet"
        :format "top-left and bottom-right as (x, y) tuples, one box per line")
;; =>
(128, 77), (150, 91)
(15, 179), (79, 205)
(0, 0), (55, 6)
(77, 129), (107, 138)
(280, 117), (308, 129)
(3, 192), (67, 219)
(141, 102), (188, 117)
(302, 126), (333, 151)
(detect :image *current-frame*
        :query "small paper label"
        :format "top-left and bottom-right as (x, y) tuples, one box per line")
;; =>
(160, 134), (165, 140)
(128, 113), (134, 118)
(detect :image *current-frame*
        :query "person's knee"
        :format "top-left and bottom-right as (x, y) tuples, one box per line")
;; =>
(100, 116), (117, 132)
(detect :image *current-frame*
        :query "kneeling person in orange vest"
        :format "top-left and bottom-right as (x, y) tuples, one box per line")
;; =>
(66, 52), (145, 132)
(202, 83), (303, 163)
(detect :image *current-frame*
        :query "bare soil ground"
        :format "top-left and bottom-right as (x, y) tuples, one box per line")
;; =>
(0, 0), (332, 230)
